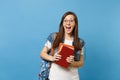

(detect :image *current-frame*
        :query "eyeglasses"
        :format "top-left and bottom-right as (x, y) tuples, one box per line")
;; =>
(63, 19), (75, 23)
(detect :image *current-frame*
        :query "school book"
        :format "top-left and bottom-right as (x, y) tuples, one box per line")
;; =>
(55, 43), (74, 68)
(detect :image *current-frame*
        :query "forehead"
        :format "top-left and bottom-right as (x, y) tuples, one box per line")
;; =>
(64, 14), (75, 20)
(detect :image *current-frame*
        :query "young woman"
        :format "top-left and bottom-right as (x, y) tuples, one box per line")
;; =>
(40, 11), (85, 80)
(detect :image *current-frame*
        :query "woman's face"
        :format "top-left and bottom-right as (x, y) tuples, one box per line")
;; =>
(63, 14), (75, 35)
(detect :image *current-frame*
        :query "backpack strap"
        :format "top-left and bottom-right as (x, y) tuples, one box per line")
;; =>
(48, 32), (57, 69)
(47, 32), (57, 45)
(74, 38), (85, 61)
(46, 32), (57, 55)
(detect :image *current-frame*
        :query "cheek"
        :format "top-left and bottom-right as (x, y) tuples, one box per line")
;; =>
(71, 21), (75, 26)
(71, 24), (75, 29)
(63, 23), (66, 28)
(63, 23), (65, 26)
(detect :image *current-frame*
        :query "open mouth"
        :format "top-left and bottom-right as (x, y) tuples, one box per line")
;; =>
(66, 26), (71, 29)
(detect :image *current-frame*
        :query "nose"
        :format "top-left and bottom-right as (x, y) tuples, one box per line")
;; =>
(66, 20), (70, 25)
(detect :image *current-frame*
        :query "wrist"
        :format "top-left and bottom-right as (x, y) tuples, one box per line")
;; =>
(50, 56), (54, 62)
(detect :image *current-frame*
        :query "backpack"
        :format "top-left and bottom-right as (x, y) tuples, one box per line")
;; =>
(38, 32), (85, 80)
(38, 32), (56, 80)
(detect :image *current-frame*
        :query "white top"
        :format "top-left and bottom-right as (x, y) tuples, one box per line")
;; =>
(45, 39), (80, 80)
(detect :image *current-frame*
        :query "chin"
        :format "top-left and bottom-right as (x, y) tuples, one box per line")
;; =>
(65, 31), (72, 34)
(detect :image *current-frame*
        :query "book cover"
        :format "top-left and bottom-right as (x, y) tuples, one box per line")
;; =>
(55, 44), (74, 68)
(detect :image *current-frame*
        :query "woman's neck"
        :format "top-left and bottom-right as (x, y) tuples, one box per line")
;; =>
(64, 33), (73, 40)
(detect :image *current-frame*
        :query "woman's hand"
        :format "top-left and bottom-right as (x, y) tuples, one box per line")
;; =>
(52, 54), (61, 61)
(66, 55), (74, 63)
(51, 51), (61, 62)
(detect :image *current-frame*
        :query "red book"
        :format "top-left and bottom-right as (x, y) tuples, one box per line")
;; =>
(55, 43), (74, 68)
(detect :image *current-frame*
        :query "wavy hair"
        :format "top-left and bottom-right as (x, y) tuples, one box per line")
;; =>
(53, 11), (82, 51)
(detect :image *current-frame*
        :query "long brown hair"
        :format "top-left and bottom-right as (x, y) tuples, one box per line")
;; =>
(53, 11), (82, 51)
